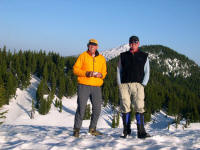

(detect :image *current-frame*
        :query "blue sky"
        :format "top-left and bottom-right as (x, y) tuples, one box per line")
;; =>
(0, 0), (200, 65)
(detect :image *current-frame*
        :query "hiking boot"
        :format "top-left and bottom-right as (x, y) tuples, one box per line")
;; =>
(73, 128), (80, 138)
(89, 128), (103, 136)
(136, 113), (151, 139)
(120, 133), (128, 138)
(120, 113), (131, 138)
(137, 132), (151, 139)
(120, 127), (131, 138)
(127, 123), (131, 135)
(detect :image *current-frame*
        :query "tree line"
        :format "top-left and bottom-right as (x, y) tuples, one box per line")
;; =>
(0, 46), (77, 114)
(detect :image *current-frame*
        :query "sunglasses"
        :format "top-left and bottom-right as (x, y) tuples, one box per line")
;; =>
(88, 42), (98, 46)
(130, 41), (139, 44)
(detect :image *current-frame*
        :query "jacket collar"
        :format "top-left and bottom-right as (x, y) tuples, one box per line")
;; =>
(129, 48), (139, 54)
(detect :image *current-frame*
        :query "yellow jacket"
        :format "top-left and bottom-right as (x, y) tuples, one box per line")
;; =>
(73, 51), (107, 86)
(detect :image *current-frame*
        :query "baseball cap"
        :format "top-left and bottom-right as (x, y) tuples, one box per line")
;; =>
(88, 39), (98, 46)
(129, 36), (139, 44)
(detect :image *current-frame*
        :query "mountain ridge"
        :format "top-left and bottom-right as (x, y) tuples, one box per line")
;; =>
(101, 44), (199, 78)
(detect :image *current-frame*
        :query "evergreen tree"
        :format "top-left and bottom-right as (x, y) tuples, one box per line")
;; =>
(31, 99), (35, 119)
(42, 62), (48, 81)
(38, 96), (52, 115)
(65, 71), (76, 97)
(55, 98), (59, 108)
(36, 81), (44, 108)
(31, 55), (37, 74)
(5, 72), (16, 101)
(50, 73), (56, 95)
(83, 104), (91, 120)
(130, 107), (136, 121)
(0, 84), (6, 107)
(36, 79), (49, 109)
(15, 55), (23, 87)
(32, 99), (35, 113)
(112, 115), (116, 128)
(38, 98), (47, 115)
(0, 59), (7, 76)
(25, 65), (31, 86)
(116, 112), (120, 127)
(59, 100), (62, 113)
(58, 75), (65, 99)
(102, 86), (109, 107)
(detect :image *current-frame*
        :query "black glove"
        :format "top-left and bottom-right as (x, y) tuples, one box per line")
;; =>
(86, 71), (93, 77)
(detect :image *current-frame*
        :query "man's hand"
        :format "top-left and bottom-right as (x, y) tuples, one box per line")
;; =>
(86, 72), (102, 78)
(94, 72), (103, 78)
(86, 71), (94, 77)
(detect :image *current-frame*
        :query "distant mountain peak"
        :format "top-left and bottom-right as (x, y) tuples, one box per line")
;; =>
(100, 44), (129, 61)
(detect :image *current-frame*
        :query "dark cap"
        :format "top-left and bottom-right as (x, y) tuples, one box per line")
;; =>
(129, 36), (139, 44)
(88, 39), (98, 46)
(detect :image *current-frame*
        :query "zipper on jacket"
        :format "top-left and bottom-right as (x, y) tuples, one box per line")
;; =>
(93, 56), (95, 72)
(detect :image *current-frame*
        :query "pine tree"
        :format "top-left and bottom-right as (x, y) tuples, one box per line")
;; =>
(50, 72), (56, 95)
(25, 66), (31, 86)
(38, 98), (47, 115)
(65, 71), (76, 97)
(46, 96), (52, 113)
(116, 112), (120, 127)
(130, 107), (135, 121)
(36, 81), (43, 108)
(20, 51), (26, 74)
(38, 96), (52, 115)
(0, 84), (6, 107)
(58, 75), (65, 99)
(0, 59), (7, 77)
(83, 104), (91, 120)
(49, 90), (54, 101)
(112, 115), (116, 128)
(31, 99), (35, 119)
(102, 86), (109, 107)
(59, 100), (62, 113)
(15, 55), (23, 87)
(5, 72), (16, 101)
(55, 98), (59, 108)
(42, 62), (48, 81)
(32, 99), (35, 113)
(31, 55), (37, 74)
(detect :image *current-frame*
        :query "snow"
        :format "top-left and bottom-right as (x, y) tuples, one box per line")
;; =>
(100, 44), (129, 61)
(163, 58), (191, 78)
(0, 76), (200, 150)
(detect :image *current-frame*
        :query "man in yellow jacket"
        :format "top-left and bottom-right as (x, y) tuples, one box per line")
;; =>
(73, 39), (107, 137)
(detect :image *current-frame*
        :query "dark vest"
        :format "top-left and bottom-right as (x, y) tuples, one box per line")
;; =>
(120, 50), (148, 84)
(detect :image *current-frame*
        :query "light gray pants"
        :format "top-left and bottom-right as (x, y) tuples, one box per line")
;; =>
(74, 84), (102, 129)
(119, 83), (145, 113)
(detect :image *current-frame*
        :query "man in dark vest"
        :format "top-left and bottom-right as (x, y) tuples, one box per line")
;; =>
(117, 35), (150, 138)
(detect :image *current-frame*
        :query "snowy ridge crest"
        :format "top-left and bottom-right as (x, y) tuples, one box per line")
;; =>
(100, 44), (129, 61)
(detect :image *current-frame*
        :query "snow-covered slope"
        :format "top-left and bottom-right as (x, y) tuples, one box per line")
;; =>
(100, 44), (130, 61)
(0, 76), (200, 149)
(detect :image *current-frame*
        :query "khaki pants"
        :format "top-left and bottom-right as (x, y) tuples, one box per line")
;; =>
(119, 83), (145, 113)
